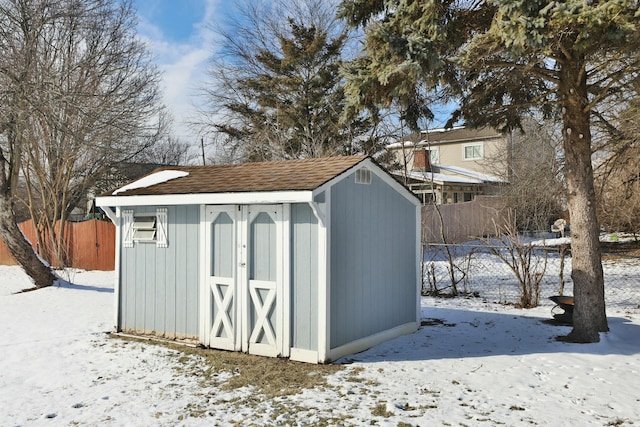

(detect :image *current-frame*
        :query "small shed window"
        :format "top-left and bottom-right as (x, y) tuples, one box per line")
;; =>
(355, 167), (371, 184)
(122, 208), (168, 248)
(133, 216), (157, 241)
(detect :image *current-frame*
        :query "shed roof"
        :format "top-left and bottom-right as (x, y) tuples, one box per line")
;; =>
(109, 155), (369, 197)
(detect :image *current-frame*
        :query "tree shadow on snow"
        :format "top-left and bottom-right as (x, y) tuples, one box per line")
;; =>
(56, 280), (113, 293)
(340, 306), (640, 364)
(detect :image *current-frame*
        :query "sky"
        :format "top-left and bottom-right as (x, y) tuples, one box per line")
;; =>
(132, 0), (221, 152)
(130, 1), (457, 162)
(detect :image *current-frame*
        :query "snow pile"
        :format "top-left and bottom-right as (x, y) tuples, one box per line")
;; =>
(1, 266), (639, 426)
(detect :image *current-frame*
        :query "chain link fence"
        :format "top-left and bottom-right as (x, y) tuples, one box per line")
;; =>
(422, 241), (640, 309)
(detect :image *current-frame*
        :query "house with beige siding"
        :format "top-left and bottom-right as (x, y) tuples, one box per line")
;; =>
(96, 155), (420, 363)
(387, 126), (509, 204)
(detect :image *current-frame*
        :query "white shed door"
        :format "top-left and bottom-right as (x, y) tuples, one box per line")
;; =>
(242, 205), (283, 357)
(205, 206), (239, 351)
(205, 205), (285, 357)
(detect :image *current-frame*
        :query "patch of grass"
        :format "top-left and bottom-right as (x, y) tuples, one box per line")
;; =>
(112, 335), (343, 399)
(419, 404), (439, 410)
(421, 388), (440, 396)
(371, 402), (394, 418)
(607, 418), (630, 426)
(421, 318), (457, 327)
(344, 366), (380, 386)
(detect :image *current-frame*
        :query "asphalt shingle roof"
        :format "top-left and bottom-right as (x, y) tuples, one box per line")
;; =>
(398, 126), (501, 146)
(110, 155), (369, 196)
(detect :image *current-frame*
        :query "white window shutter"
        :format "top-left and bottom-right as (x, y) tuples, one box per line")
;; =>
(122, 210), (134, 248)
(156, 208), (168, 248)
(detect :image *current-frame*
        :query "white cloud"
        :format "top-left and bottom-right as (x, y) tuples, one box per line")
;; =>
(135, 0), (222, 145)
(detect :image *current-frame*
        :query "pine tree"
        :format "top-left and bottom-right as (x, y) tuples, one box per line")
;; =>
(203, 1), (385, 162)
(339, 0), (640, 342)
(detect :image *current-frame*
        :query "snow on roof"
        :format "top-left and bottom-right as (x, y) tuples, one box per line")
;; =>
(436, 165), (505, 183)
(399, 170), (483, 184)
(112, 170), (189, 195)
(419, 125), (466, 134)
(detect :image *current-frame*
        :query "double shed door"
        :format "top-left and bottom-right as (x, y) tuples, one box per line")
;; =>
(204, 204), (287, 357)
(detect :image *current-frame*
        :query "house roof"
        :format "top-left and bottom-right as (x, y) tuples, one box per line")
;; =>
(398, 164), (505, 185)
(386, 126), (502, 149)
(399, 170), (483, 185)
(108, 155), (369, 197)
(436, 165), (504, 183)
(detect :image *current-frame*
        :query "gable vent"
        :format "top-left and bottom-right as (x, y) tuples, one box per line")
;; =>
(355, 167), (372, 184)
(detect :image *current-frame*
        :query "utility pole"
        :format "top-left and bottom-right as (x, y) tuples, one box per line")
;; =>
(201, 137), (206, 166)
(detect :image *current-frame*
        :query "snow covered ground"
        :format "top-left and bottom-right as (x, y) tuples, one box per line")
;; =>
(1, 265), (639, 426)
(423, 235), (640, 307)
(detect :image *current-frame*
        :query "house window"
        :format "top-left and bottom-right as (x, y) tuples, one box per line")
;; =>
(123, 208), (168, 248)
(464, 192), (474, 202)
(428, 148), (440, 164)
(463, 143), (483, 160)
(355, 167), (371, 184)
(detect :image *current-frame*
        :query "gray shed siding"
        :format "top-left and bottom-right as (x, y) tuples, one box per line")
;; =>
(330, 172), (417, 349)
(119, 205), (200, 339)
(290, 203), (319, 351)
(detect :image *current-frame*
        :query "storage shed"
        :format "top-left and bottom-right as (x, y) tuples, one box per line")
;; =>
(96, 155), (420, 363)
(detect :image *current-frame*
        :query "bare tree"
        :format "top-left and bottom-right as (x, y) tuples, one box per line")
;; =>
(0, 0), (164, 285)
(595, 90), (640, 237)
(489, 120), (565, 233)
(596, 146), (640, 236)
(133, 136), (194, 167)
(486, 215), (548, 308)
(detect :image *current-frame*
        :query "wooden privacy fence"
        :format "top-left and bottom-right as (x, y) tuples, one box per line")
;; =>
(0, 219), (115, 271)
(422, 195), (512, 244)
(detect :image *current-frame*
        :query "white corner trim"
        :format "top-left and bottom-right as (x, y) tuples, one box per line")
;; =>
(317, 187), (330, 363)
(113, 207), (122, 332)
(290, 348), (319, 364)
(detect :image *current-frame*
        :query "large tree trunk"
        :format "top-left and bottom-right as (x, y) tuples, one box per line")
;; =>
(560, 61), (608, 343)
(0, 195), (56, 289)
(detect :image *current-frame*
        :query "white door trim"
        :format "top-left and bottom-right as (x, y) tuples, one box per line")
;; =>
(202, 205), (240, 351)
(244, 205), (284, 357)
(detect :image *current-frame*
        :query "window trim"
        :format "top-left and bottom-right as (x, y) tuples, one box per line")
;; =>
(462, 142), (483, 160)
